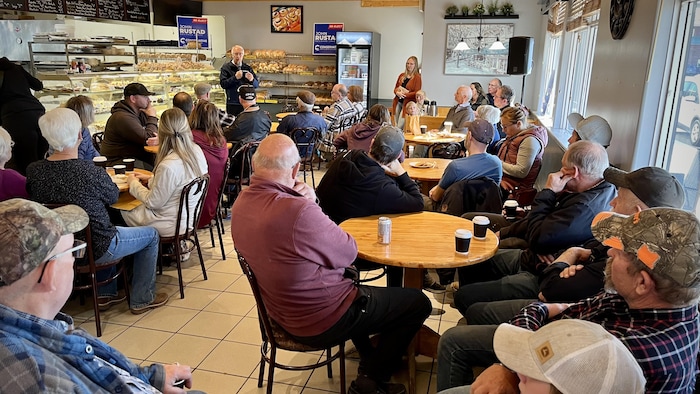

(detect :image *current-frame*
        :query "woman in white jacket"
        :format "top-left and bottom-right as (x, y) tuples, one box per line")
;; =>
(123, 108), (208, 237)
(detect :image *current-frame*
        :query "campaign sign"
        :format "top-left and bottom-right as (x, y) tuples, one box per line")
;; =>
(313, 23), (344, 55)
(177, 16), (209, 49)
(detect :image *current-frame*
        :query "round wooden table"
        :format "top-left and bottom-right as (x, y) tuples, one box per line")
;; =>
(401, 158), (451, 182)
(106, 168), (153, 210)
(404, 132), (465, 146)
(275, 112), (296, 120)
(339, 211), (498, 394)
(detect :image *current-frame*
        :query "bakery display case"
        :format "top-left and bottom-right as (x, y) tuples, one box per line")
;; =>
(134, 45), (215, 72)
(246, 50), (336, 109)
(28, 40), (137, 75)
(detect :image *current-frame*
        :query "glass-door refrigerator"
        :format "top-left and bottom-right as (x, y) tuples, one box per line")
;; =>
(335, 31), (381, 110)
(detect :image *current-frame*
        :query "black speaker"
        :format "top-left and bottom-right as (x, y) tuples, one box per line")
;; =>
(507, 37), (534, 75)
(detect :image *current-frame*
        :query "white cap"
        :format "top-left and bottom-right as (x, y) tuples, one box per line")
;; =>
(568, 113), (613, 147)
(493, 320), (646, 394)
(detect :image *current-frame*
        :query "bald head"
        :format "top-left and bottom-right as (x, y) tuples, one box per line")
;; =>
(252, 134), (300, 185)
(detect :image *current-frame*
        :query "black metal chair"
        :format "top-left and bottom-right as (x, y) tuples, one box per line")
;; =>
(205, 158), (231, 261)
(158, 175), (210, 299)
(225, 141), (260, 207)
(235, 249), (346, 394)
(290, 127), (320, 187)
(92, 131), (104, 153)
(428, 142), (463, 159)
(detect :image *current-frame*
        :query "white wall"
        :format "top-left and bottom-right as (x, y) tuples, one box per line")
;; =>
(202, 1), (424, 100)
(421, 0), (547, 107)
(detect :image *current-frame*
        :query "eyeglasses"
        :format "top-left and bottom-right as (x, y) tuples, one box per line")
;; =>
(494, 96), (505, 100)
(500, 122), (515, 128)
(37, 240), (86, 284)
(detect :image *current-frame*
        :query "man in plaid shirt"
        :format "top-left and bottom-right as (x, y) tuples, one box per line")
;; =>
(437, 208), (700, 393)
(194, 82), (235, 128)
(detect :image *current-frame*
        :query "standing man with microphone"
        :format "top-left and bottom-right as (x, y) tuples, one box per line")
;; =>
(220, 45), (259, 115)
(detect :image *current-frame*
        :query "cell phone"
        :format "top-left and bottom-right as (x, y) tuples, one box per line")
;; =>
(174, 379), (186, 388)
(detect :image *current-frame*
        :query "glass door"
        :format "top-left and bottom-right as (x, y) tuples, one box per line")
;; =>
(337, 46), (370, 109)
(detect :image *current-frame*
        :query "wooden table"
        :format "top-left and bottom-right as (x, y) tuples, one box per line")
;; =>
(340, 212), (498, 394)
(401, 158), (451, 195)
(275, 112), (296, 120)
(404, 133), (465, 146)
(106, 168), (152, 211)
(144, 142), (233, 154)
(271, 121), (279, 133)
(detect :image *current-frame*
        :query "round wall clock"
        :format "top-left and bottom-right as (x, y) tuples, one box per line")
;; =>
(610, 0), (635, 40)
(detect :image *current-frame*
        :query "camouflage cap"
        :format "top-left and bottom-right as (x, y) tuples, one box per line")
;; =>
(591, 208), (700, 288)
(0, 199), (88, 286)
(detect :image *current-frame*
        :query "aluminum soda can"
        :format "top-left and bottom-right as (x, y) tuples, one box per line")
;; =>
(378, 216), (392, 244)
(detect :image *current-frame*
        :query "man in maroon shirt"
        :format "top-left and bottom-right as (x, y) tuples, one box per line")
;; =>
(231, 134), (431, 394)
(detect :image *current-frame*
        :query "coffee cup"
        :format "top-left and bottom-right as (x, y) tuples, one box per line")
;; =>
(122, 158), (135, 171)
(504, 200), (519, 219)
(420, 125), (428, 134)
(443, 121), (453, 133)
(472, 216), (490, 239)
(93, 156), (107, 167)
(113, 164), (127, 175)
(455, 229), (472, 254)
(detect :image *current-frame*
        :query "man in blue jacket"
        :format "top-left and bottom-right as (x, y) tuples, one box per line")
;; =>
(219, 45), (259, 115)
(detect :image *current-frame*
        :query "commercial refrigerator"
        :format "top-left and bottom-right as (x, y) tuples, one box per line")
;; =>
(335, 31), (380, 109)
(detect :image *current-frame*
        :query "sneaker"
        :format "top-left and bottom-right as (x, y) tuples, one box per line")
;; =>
(423, 281), (446, 294)
(130, 292), (169, 315)
(97, 293), (127, 311)
(447, 282), (459, 292)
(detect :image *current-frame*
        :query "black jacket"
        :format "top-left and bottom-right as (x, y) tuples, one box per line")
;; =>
(538, 240), (608, 302)
(438, 177), (503, 217)
(316, 150), (423, 224)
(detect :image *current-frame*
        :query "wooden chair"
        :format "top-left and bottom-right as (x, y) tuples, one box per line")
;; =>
(235, 249), (346, 394)
(205, 157), (231, 261)
(290, 127), (320, 187)
(158, 175), (210, 299)
(46, 203), (130, 338)
(92, 131), (104, 153)
(428, 142), (463, 159)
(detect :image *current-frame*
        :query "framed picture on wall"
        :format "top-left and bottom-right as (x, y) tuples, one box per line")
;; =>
(271, 6), (303, 33)
(445, 23), (514, 75)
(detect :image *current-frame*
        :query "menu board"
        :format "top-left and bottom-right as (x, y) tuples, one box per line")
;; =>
(27, 0), (63, 14)
(97, 0), (124, 21)
(65, 0), (97, 17)
(0, 0), (25, 11)
(124, 0), (148, 23)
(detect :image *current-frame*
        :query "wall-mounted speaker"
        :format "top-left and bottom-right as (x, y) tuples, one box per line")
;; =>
(507, 36), (534, 75)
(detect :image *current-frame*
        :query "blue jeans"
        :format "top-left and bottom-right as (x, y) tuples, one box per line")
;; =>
(95, 226), (159, 309)
(437, 325), (499, 391)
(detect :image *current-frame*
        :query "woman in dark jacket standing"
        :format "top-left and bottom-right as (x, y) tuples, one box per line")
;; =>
(0, 57), (47, 175)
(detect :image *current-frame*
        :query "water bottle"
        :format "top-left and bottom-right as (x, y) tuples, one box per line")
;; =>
(429, 101), (438, 116)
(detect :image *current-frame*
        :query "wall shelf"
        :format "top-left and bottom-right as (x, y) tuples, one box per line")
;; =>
(444, 14), (519, 20)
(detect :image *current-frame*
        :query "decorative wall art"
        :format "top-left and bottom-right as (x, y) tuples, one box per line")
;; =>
(445, 23), (514, 75)
(271, 5), (303, 33)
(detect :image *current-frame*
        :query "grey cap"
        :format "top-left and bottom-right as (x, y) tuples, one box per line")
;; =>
(604, 166), (685, 209)
(0, 199), (88, 286)
(464, 119), (495, 145)
(373, 125), (405, 162)
(194, 82), (212, 97)
(568, 113), (613, 147)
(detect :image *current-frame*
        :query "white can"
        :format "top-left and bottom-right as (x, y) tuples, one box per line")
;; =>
(378, 217), (392, 244)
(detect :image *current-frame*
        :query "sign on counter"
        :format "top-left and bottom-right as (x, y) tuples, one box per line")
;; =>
(313, 23), (343, 56)
(177, 16), (209, 49)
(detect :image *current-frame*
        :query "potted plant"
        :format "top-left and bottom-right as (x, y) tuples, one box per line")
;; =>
(461, 5), (469, 16)
(487, 0), (499, 15)
(446, 5), (459, 16)
(501, 2), (514, 16)
(472, 2), (485, 16)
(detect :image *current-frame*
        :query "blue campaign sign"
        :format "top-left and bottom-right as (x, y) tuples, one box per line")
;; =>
(177, 16), (209, 49)
(313, 23), (344, 55)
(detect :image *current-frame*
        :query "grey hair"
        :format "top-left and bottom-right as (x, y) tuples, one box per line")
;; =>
(564, 140), (609, 179)
(458, 85), (473, 101)
(0, 127), (12, 163)
(499, 85), (514, 102)
(296, 96), (313, 112)
(38, 108), (81, 152)
(476, 105), (501, 124)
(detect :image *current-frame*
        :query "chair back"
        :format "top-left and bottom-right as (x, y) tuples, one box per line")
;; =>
(217, 158), (231, 210)
(92, 132), (104, 153)
(533, 129), (566, 191)
(428, 142), (463, 159)
(174, 174), (210, 237)
(290, 127), (320, 162)
(355, 108), (368, 123)
(439, 177), (503, 217)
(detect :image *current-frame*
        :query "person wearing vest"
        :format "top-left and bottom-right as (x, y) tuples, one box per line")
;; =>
(497, 106), (548, 199)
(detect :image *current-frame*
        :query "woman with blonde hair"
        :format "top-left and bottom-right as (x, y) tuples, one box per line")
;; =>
(123, 108), (208, 237)
(392, 56), (422, 125)
(64, 95), (100, 160)
(190, 101), (228, 228)
(497, 106), (548, 197)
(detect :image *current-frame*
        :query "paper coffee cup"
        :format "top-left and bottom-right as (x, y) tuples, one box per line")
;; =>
(93, 156), (107, 167)
(113, 164), (127, 175)
(472, 216), (490, 239)
(455, 229), (472, 254)
(122, 158), (135, 171)
(504, 200), (519, 219)
(420, 125), (428, 134)
(444, 121), (453, 133)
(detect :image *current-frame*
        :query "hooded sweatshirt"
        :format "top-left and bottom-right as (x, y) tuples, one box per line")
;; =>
(192, 129), (228, 228)
(333, 120), (383, 152)
(102, 100), (158, 165)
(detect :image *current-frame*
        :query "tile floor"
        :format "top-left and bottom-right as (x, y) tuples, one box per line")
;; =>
(62, 169), (466, 394)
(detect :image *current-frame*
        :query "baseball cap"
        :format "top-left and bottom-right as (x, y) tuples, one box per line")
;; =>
(591, 208), (700, 287)
(494, 320), (646, 394)
(0, 199), (89, 286)
(604, 166), (685, 208)
(568, 113), (612, 147)
(238, 85), (256, 101)
(124, 83), (155, 97)
(194, 82), (212, 97)
(373, 125), (405, 162)
(464, 119), (494, 145)
(296, 90), (316, 106)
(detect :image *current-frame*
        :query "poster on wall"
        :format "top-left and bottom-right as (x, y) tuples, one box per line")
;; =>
(177, 16), (209, 48)
(444, 23), (513, 75)
(271, 5), (303, 33)
(313, 23), (344, 56)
